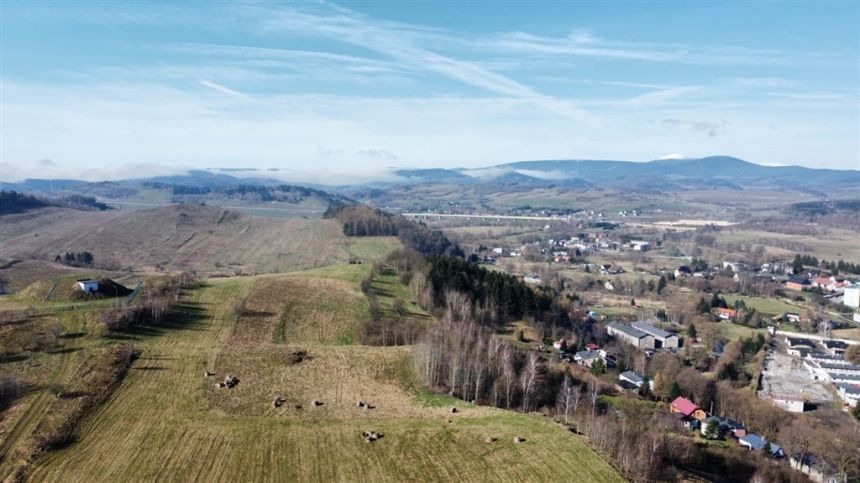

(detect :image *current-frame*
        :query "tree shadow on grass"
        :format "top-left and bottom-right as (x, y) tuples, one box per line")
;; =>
(107, 301), (209, 341)
(371, 287), (396, 298)
(50, 347), (82, 355)
(59, 332), (87, 340)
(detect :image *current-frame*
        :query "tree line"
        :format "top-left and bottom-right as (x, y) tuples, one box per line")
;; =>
(0, 190), (48, 214)
(55, 251), (94, 267)
(793, 254), (860, 275)
(169, 183), (352, 205)
(0, 190), (109, 215)
(423, 254), (567, 327)
(325, 203), (463, 256)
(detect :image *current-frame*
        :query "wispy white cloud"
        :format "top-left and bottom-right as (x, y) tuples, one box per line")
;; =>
(258, 5), (590, 120)
(483, 31), (843, 68)
(767, 92), (851, 102)
(620, 86), (702, 107)
(723, 77), (798, 88)
(199, 79), (246, 98)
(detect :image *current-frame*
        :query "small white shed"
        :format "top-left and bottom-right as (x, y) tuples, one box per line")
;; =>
(76, 279), (99, 293)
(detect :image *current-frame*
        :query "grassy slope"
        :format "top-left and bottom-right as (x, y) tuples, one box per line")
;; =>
(26, 270), (621, 482)
(0, 206), (401, 276)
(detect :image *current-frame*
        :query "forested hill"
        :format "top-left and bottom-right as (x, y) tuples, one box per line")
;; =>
(0, 190), (110, 215)
(0, 191), (47, 214)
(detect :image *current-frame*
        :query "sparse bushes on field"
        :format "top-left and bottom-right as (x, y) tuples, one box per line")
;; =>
(32, 344), (138, 452)
(0, 374), (27, 411)
(97, 272), (196, 332)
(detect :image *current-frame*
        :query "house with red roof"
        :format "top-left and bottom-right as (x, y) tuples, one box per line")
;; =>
(717, 307), (737, 321)
(670, 396), (707, 420)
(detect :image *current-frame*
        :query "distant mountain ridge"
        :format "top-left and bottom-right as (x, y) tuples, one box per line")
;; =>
(392, 156), (860, 192)
(3, 156), (857, 198)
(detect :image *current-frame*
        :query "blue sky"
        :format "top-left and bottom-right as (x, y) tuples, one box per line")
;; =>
(1, 1), (858, 182)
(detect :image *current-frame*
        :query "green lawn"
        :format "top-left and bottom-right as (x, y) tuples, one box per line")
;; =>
(724, 295), (805, 316)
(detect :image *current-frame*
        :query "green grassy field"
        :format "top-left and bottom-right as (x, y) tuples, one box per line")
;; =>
(724, 295), (804, 316)
(16, 270), (621, 482)
(711, 322), (765, 341)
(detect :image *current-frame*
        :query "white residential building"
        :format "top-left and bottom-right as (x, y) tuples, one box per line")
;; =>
(844, 287), (860, 308)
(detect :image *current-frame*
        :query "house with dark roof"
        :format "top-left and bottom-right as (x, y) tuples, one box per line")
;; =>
(786, 337), (815, 349)
(822, 340), (849, 356)
(574, 350), (604, 368)
(617, 370), (652, 391)
(786, 275), (812, 291)
(674, 265), (692, 278)
(632, 321), (679, 349)
(606, 321), (654, 349)
(739, 433), (784, 457)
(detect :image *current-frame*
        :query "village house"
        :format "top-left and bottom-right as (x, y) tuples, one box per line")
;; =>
(617, 371), (652, 391)
(676, 415), (700, 430)
(674, 265), (692, 278)
(75, 279), (99, 293)
(553, 253), (571, 263)
(669, 396), (707, 421)
(629, 240), (649, 251)
(631, 321), (679, 349)
(574, 350), (603, 368)
(718, 418), (744, 438)
(717, 307), (737, 321)
(786, 275), (812, 291)
(739, 433), (784, 457)
(606, 321), (654, 349)
(783, 312), (803, 324)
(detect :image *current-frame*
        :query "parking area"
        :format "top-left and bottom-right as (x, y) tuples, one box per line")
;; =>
(758, 350), (834, 404)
